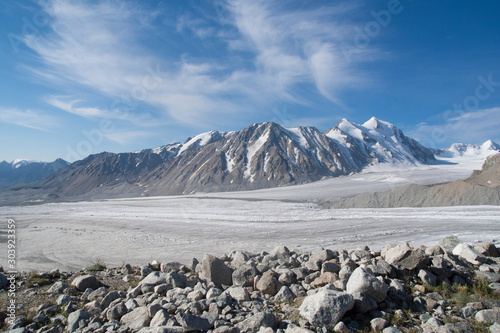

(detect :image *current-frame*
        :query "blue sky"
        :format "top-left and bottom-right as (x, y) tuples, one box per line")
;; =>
(1, 0), (499, 162)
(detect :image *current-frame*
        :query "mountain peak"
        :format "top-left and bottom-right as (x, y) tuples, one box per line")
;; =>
(482, 139), (500, 150)
(363, 117), (393, 130)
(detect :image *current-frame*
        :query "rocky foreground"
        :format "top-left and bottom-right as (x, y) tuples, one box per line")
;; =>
(2, 236), (500, 333)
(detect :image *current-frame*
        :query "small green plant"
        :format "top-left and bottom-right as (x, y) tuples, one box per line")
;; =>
(86, 259), (107, 272)
(26, 272), (51, 288)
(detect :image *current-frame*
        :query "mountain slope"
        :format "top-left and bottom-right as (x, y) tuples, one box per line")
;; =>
(328, 154), (500, 208)
(0, 158), (69, 189)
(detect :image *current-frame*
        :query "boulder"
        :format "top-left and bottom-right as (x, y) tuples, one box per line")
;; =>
(425, 245), (445, 256)
(351, 292), (378, 314)
(284, 325), (315, 333)
(176, 312), (212, 331)
(439, 235), (463, 253)
(236, 312), (277, 332)
(48, 281), (70, 294)
(256, 271), (280, 296)
(474, 242), (499, 257)
(71, 275), (100, 292)
(120, 306), (151, 330)
(311, 272), (339, 288)
(150, 309), (170, 327)
(67, 309), (93, 333)
(101, 290), (121, 309)
(138, 328), (186, 333)
(418, 269), (437, 286)
(452, 243), (488, 265)
(274, 285), (294, 302)
(371, 318), (389, 331)
(200, 254), (233, 288)
(310, 249), (334, 264)
(160, 261), (183, 273)
(346, 267), (388, 303)
(225, 286), (250, 301)
(107, 302), (128, 321)
(383, 243), (428, 270)
(299, 288), (354, 329)
(476, 309), (500, 323)
(270, 245), (291, 259)
(232, 264), (259, 287)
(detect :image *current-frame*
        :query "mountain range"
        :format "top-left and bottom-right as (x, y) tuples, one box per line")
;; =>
(1, 117), (498, 205)
(0, 158), (69, 189)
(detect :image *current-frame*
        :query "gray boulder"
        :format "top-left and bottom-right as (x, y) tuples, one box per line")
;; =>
(346, 267), (388, 303)
(138, 328), (186, 333)
(351, 292), (378, 314)
(71, 275), (101, 292)
(160, 261), (183, 273)
(270, 245), (291, 259)
(476, 309), (500, 323)
(176, 311), (212, 331)
(383, 243), (428, 270)
(200, 254), (233, 288)
(107, 302), (128, 321)
(418, 269), (437, 286)
(48, 281), (70, 294)
(439, 235), (463, 253)
(67, 309), (93, 333)
(120, 306), (151, 330)
(225, 286), (250, 301)
(371, 318), (389, 331)
(274, 285), (294, 302)
(150, 309), (170, 327)
(101, 290), (121, 309)
(236, 311), (277, 332)
(232, 264), (259, 287)
(453, 243), (488, 265)
(299, 288), (354, 329)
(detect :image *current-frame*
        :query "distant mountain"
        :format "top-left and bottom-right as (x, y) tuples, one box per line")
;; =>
(0, 117), (465, 204)
(0, 158), (69, 189)
(437, 140), (500, 159)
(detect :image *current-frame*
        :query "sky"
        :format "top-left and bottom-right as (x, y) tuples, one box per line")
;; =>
(0, 0), (499, 163)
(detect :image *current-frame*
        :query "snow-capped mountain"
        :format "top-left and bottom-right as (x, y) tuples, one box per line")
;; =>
(16, 117), (437, 200)
(325, 117), (435, 169)
(0, 158), (69, 189)
(439, 140), (500, 159)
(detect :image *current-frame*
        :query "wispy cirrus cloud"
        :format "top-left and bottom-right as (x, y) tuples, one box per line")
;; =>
(45, 96), (152, 123)
(22, 0), (376, 129)
(0, 108), (59, 132)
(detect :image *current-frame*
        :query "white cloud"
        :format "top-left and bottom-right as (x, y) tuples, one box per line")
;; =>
(408, 108), (500, 148)
(45, 96), (152, 123)
(23, 0), (375, 129)
(0, 108), (59, 132)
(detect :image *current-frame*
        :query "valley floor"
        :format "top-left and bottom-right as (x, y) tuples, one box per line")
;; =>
(1, 197), (499, 272)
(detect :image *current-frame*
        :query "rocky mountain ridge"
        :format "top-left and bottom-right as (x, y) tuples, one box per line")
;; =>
(1, 118), (441, 204)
